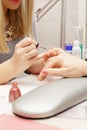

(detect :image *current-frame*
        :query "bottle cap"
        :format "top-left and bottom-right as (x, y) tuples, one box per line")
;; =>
(73, 40), (80, 47)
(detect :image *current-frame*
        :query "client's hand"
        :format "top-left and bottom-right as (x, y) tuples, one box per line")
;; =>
(38, 48), (87, 80)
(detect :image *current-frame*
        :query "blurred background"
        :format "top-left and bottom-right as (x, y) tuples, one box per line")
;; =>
(34, 0), (87, 51)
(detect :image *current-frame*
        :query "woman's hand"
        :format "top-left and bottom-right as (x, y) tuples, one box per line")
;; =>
(10, 37), (38, 74)
(38, 48), (87, 80)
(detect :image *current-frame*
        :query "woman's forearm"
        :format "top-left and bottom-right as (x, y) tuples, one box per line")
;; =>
(0, 59), (20, 84)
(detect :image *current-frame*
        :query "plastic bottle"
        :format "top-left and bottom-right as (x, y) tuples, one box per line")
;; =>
(79, 43), (85, 59)
(74, 26), (85, 59)
(72, 40), (81, 58)
(65, 43), (72, 54)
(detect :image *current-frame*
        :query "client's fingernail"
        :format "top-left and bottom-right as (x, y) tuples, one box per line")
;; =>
(42, 71), (48, 75)
(38, 71), (48, 81)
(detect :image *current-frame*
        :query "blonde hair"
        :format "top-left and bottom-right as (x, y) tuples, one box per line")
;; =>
(0, 0), (34, 53)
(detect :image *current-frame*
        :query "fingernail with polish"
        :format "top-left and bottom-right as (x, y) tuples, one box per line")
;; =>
(42, 71), (48, 75)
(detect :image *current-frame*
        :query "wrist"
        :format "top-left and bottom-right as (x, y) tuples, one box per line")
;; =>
(9, 58), (22, 76)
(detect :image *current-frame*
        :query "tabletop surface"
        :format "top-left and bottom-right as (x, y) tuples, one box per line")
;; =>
(0, 73), (87, 130)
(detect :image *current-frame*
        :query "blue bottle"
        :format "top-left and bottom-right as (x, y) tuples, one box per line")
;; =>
(65, 43), (73, 54)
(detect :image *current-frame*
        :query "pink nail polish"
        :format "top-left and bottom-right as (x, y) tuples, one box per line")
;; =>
(9, 82), (21, 103)
(42, 71), (48, 75)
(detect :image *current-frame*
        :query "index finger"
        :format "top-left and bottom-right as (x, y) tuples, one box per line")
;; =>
(18, 37), (37, 47)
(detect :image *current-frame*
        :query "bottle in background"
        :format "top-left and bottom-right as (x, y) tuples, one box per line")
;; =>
(72, 40), (81, 58)
(65, 43), (72, 54)
(74, 26), (85, 59)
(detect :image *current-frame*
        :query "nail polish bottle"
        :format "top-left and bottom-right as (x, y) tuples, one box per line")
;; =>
(9, 82), (21, 103)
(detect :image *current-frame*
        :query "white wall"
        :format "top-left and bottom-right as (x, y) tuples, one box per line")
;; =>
(34, 0), (61, 51)
(34, 0), (86, 50)
(78, 0), (86, 46)
(65, 0), (78, 43)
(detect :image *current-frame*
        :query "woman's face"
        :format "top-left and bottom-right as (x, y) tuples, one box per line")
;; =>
(2, 0), (22, 10)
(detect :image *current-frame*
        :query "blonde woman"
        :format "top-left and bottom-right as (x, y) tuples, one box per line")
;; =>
(0, 0), (43, 84)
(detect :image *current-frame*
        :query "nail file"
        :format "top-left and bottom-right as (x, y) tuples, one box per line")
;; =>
(12, 77), (87, 119)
